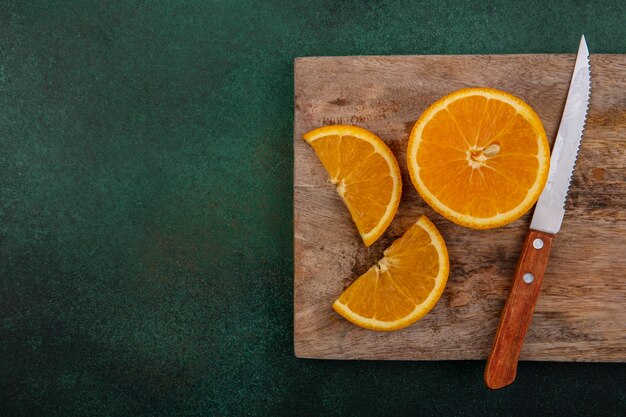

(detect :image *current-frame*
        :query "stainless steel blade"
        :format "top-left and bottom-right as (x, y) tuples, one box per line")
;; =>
(530, 35), (591, 234)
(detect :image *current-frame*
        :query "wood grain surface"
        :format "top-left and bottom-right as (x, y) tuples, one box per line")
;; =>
(293, 54), (626, 361)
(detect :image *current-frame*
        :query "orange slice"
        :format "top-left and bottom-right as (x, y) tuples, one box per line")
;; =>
(407, 88), (550, 229)
(333, 216), (449, 331)
(303, 125), (402, 246)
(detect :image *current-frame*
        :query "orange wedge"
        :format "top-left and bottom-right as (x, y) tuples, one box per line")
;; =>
(407, 88), (550, 229)
(333, 216), (449, 331)
(303, 125), (402, 246)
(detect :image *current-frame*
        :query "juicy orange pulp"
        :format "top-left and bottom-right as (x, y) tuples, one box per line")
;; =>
(304, 125), (402, 246)
(333, 216), (449, 331)
(408, 88), (550, 229)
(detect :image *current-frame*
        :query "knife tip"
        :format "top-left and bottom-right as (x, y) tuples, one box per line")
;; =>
(578, 34), (589, 56)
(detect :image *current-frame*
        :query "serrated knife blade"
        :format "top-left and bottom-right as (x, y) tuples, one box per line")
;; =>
(485, 35), (591, 390)
(530, 35), (591, 234)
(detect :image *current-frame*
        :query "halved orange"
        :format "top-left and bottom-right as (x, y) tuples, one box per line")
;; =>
(333, 216), (449, 331)
(407, 88), (550, 229)
(303, 125), (402, 246)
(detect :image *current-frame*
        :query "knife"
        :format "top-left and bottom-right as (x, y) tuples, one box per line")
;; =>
(484, 35), (591, 390)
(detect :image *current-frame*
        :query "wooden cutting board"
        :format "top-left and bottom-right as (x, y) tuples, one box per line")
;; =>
(293, 54), (626, 361)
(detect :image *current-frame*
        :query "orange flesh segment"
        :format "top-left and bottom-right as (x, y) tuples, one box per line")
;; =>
(333, 216), (449, 331)
(304, 126), (402, 246)
(408, 88), (550, 229)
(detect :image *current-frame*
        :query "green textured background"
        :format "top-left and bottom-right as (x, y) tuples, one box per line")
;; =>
(1, 0), (625, 416)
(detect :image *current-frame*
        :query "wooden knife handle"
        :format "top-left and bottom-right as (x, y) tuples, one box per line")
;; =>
(484, 229), (555, 389)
